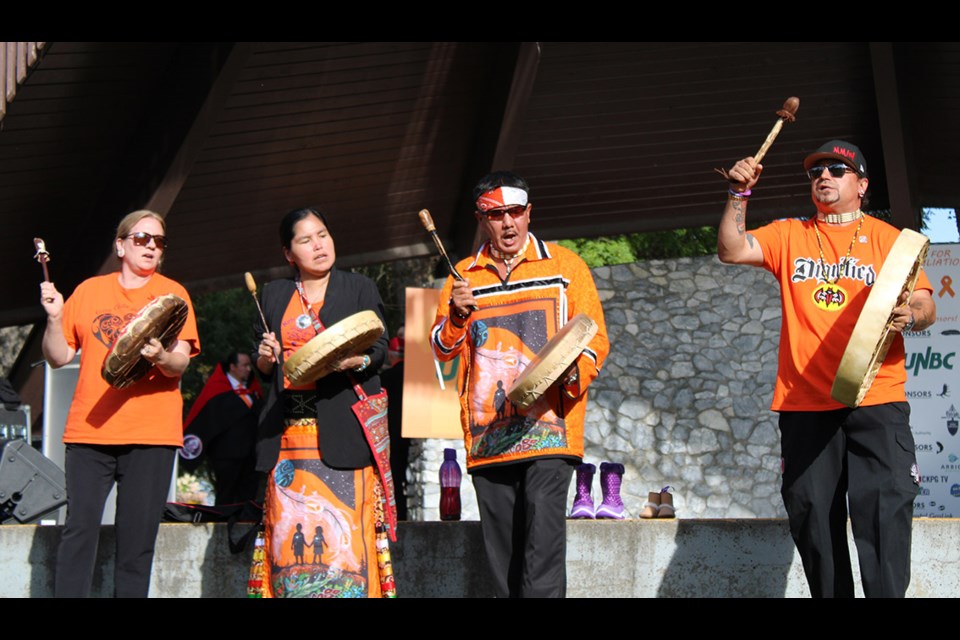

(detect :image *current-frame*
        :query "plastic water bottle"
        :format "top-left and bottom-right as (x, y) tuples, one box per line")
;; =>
(439, 448), (462, 521)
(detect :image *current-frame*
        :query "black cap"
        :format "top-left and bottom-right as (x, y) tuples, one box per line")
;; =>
(803, 140), (867, 177)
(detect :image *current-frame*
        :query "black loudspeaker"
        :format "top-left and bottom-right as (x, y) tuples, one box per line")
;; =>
(0, 439), (67, 524)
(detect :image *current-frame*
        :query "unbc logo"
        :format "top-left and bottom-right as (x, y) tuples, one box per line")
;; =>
(905, 347), (955, 376)
(471, 320), (489, 347)
(812, 284), (847, 311)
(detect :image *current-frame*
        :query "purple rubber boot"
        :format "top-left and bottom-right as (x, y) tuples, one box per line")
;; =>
(595, 462), (626, 519)
(569, 463), (596, 519)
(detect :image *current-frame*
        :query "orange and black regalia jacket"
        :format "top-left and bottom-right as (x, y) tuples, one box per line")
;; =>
(431, 234), (609, 471)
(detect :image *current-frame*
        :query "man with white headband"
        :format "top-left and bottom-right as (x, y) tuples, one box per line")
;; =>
(431, 170), (609, 597)
(718, 140), (936, 597)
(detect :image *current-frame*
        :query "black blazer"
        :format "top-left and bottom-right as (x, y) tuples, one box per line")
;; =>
(254, 269), (388, 472)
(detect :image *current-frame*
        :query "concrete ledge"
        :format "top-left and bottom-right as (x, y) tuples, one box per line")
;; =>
(2, 518), (957, 597)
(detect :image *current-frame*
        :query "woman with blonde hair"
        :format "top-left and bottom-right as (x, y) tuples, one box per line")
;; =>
(41, 209), (200, 597)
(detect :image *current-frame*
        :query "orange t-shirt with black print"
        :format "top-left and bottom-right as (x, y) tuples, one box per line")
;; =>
(61, 273), (200, 446)
(751, 215), (932, 411)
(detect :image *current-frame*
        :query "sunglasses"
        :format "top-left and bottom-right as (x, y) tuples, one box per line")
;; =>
(807, 163), (856, 180)
(479, 205), (527, 221)
(125, 231), (167, 250)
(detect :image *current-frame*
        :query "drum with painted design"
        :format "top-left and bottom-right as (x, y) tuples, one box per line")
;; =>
(507, 313), (598, 411)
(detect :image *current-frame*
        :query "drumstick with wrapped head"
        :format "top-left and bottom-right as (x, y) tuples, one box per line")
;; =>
(245, 271), (281, 361)
(419, 209), (465, 281)
(34, 237), (59, 307)
(244, 272), (271, 334)
(419, 209), (479, 311)
(716, 96), (800, 179)
(34, 237), (51, 282)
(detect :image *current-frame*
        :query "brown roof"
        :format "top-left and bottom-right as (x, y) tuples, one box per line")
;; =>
(2, 41), (956, 328)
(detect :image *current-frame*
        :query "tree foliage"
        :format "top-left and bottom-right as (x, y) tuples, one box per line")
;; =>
(181, 287), (257, 409)
(557, 226), (720, 268)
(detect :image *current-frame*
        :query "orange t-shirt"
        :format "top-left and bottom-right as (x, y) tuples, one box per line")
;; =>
(751, 215), (933, 411)
(61, 273), (200, 446)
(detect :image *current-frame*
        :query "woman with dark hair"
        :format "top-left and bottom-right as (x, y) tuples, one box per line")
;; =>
(252, 207), (393, 598)
(40, 209), (200, 597)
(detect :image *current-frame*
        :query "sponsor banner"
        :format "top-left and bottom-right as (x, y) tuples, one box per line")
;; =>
(907, 243), (959, 517)
(400, 287), (463, 439)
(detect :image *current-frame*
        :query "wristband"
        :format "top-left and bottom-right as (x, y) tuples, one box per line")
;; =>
(450, 307), (471, 328)
(728, 188), (751, 198)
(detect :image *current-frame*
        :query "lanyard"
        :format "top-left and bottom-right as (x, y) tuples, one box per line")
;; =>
(295, 278), (326, 334)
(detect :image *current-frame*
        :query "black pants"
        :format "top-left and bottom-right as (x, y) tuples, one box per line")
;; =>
(55, 444), (176, 598)
(210, 455), (259, 505)
(779, 403), (918, 598)
(471, 458), (576, 598)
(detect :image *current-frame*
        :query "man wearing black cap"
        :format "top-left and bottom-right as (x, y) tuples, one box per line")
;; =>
(718, 140), (937, 597)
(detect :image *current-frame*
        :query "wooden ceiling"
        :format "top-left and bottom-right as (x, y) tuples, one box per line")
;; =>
(2, 42), (956, 328)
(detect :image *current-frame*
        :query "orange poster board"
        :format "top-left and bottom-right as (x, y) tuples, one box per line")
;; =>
(401, 287), (463, 439)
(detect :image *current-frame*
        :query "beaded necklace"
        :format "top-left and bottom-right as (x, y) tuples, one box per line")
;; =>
(820, 210), (864, 224)
(489, 235), (530, 274)
(813, 213), (865, 285)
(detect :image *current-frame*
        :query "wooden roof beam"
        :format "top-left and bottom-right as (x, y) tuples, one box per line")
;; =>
(871, 42), (920, 231)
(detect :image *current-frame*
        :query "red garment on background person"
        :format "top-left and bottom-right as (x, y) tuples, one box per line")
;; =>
(184, 363), (262, 430)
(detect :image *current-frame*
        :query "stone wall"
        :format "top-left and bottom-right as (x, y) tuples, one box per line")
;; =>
(586, 257), (784, 518)
(406, 254), (787, 520)
(0, 325), (31, 379)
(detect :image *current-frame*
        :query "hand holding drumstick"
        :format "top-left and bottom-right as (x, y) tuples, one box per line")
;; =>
(419, 208), (479, 314)
(245, 271), (282, 372)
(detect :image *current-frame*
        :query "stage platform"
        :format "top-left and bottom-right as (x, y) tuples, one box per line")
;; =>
(1, 518), (956, 597)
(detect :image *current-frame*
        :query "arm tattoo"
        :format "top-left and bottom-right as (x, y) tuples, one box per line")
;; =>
(746, 233), (756, 249)
(732, 199), (745, 235)
(909, 298), (929, 330)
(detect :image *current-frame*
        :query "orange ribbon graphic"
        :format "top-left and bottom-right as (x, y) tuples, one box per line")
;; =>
(940, 275), (955, 298)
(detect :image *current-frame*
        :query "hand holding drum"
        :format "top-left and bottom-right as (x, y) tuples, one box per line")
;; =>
(831, 229), (930, 407)
(101, 294), (189, 389)
(283, 311), (385, 386)
(508, 314), (598, 411)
